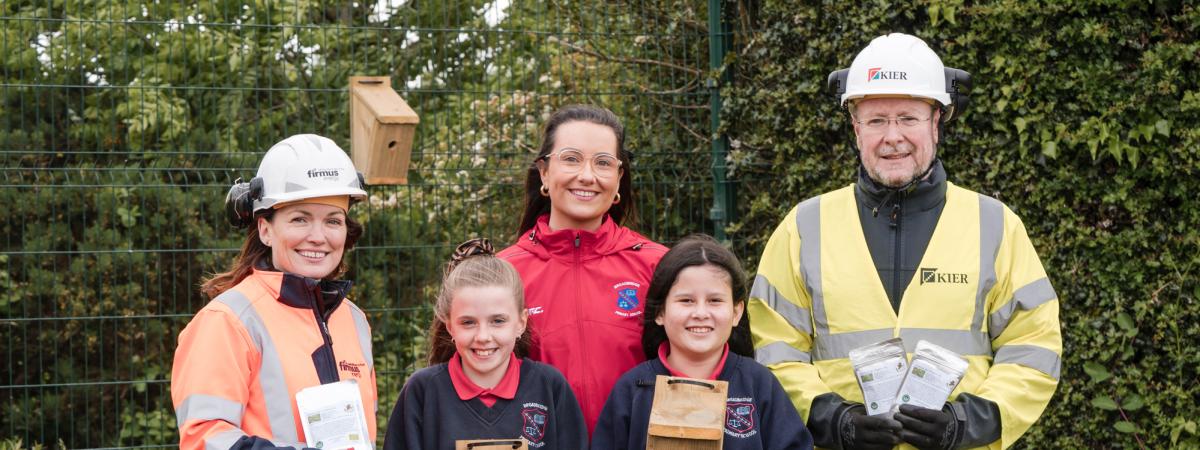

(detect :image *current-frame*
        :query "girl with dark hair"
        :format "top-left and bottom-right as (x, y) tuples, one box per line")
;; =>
(172, 134), (377, 450)
(593, 235), (815, 449)
(385, 238), (587, 450)
(498, 104), (669, 436)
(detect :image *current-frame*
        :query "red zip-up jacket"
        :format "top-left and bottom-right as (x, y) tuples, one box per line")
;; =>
(498, 214), (668, 437)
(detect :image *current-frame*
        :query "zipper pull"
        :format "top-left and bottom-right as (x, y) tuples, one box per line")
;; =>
(574, 234), (581, 248)
(889, 203), (900, 228)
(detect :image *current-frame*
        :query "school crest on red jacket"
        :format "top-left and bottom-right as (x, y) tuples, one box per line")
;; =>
(613, 281), (643, 317)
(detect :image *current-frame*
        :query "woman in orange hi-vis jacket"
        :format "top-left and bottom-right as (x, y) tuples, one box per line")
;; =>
(171, 134), (377, 450)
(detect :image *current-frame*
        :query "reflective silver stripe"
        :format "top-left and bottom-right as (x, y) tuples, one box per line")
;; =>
(347, 303), (374, 371)
(204, 429), (246, 450)
(994, 344), (1061, 380)
(974, 195), (1003, 336)
(756, 341), (812, 365)
(812, 328), (894, 361)
(750, 274), (813, 336)
(176, 394), (243, 426)
(794, 197), (827, 336)
(214, 290), (301, 443)
(988, 277), (1057, 340)
(900, 328), (992, 357)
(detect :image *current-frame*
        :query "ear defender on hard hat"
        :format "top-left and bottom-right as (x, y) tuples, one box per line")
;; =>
(942, 68), (971, 122)
(225, 177), (264, 228)
(827, 67), (971, 123)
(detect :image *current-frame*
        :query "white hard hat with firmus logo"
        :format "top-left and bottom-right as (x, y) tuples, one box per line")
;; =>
(252, 134), (367, 212)
(840, 33), (952, 107)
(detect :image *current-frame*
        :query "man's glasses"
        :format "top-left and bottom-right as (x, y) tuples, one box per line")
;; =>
(540, 148), (622, 178)
(855, 115), (932, 131)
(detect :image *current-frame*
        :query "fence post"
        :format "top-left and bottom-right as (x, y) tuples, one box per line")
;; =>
(708, 0), (733, 242)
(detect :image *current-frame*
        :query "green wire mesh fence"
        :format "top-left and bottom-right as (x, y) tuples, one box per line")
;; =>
(1, 1), (727, 447)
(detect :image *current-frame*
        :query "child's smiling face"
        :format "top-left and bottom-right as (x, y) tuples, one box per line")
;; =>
(448, 285), (527, 388)
(655, 264), (744, 362)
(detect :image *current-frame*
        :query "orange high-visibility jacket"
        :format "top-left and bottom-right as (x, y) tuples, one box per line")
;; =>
(172, 269), (377, 449)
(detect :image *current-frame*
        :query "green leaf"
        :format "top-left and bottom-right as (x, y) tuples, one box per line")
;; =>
(1042, 140), (1058, 158)
(1092, 396), (1118, 410)
(1155, 119), (1170, 136)
(1116, 312), (1135, 331)
(1122, 394), (1145, 411)
(1114, 421), (1137, 433)
(1083, 362), (1111, 382)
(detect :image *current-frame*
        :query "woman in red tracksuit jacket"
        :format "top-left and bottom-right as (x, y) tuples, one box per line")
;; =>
(498, 104), (668, 437)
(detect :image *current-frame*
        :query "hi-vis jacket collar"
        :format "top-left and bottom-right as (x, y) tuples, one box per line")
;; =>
(855, 159), (948, 213)
(251, 269), (352, 315)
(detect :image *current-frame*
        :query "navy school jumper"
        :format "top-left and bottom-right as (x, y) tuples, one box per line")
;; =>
(592, 352), (814, 450)
(384, 358), (588, 450)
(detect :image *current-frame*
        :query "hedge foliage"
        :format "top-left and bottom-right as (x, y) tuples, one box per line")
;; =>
(723, 1), (1199, 447)
(3, 0), (1198, 448)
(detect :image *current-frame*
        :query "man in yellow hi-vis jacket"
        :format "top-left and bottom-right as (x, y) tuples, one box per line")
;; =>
(749, 33), (1061, 450)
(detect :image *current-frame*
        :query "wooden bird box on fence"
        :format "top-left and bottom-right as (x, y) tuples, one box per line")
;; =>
(455, 439), (528, 450)
(646, 375), (730, 450)
(349, 76), (419, 185)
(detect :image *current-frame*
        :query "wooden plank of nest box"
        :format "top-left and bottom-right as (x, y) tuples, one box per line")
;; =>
(350, 76), (418, 124)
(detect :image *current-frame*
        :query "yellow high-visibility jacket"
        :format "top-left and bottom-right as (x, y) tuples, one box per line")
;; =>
(749, 183), (1061, 450)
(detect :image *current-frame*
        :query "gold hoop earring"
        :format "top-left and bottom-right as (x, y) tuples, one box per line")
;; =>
(540, 185), (550, 196)
(613, 192), (621, 204)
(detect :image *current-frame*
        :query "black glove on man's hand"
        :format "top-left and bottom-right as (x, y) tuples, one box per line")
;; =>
(895, 404), (960, 450)
(839, 404), (902, 450)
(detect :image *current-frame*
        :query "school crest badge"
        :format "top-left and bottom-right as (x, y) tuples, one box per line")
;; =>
(612, 281), (644, 317)
(617, 287), (639, 311)
(726, 402), (756, 435)
(521, 405), (548, 444)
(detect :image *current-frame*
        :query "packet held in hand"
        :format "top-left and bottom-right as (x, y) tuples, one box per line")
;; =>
(849, 337), (908, 416)
(295, 379), (371, 450)
(891, 340), (968, 413)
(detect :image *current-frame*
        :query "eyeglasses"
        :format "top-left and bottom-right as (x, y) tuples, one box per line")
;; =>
(855, 115), (933, 131)
(540, 148), (622, 178)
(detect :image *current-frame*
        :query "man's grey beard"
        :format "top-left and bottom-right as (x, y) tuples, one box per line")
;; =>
(867, 144), (934, 188)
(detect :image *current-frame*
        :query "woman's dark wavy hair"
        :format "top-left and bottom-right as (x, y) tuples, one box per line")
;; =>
(515, 104), (637, 237)
(427, 238), (532, 365)
(641, 234), (754, 360)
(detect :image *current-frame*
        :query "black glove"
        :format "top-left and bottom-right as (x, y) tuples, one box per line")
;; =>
(839, 404), (902, 450)
(895, 404), (960, 450)
(230, 435), (319, 450)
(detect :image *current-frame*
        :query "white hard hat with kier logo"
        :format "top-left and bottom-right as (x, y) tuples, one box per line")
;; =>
(827, 33), (971, 122)
(224, 134), (367, 227)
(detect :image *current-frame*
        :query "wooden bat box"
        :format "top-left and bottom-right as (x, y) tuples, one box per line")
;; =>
(646, 375), (730, 450)
(349, 76), (419, 185)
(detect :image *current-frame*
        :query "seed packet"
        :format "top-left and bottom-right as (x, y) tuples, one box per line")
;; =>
(849, 337), (908, 416)
(891, 340), (969, 413)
